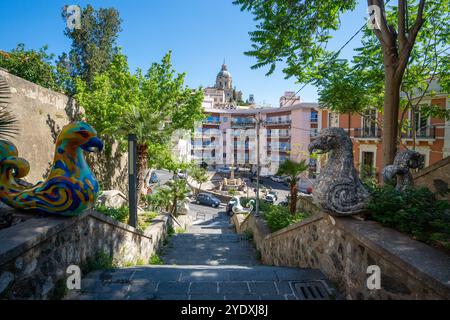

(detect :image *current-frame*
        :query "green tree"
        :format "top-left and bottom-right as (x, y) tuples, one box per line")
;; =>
(188, 164), (208, 195)
(122, 52), (204, 195)
(276, 159), (308, 215)
(75, 51), (204, 196)
(60, 4), (122, 88)
(234, 0), (449, 168)
(166, 178), (191, 217)
(0, 44), (60, 91)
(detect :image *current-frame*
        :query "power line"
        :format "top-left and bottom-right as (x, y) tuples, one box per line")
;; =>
(281, 0), (393, 107)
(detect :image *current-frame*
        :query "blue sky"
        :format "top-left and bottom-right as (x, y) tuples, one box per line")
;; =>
(0, 0), (369, 107)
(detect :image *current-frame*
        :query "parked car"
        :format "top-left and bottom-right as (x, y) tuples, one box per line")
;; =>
(216, 167), (231, 174)
(297, 179), (313, 194)
(177, 169), (186, 179)
(270, 175), (284, 183)
(196, 193), (220, 208)
(264, 194), (276, 204)
(149, 171), (159, 184)
(278, 199), (289, 207)
(267, 190), (278, 201)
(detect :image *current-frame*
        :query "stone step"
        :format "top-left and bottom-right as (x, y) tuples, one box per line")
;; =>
(67, 265), (337, 300)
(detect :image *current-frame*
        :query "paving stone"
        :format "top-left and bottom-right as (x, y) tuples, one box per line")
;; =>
(259, 295), (287, 300)
(248, 281), (278, 295)
(275, 281), (294, 295)
(189, 281), (218, 294)
(189, 294), (225, 300)
(69, 208), (332, 301)
(219, 282), (250, 294)
(157, 281), (189, 294)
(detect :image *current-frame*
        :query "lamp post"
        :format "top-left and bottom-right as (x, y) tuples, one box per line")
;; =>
(128, 134), (138, 228)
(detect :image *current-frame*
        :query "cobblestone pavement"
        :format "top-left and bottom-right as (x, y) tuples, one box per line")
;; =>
(67, 204), (336, 300)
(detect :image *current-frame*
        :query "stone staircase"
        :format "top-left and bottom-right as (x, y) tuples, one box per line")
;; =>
(68, 209), (337, 300)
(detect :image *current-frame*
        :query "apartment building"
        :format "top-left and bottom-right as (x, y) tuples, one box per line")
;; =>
(317, 87), (449, 180)
(192, 99), (318, 175)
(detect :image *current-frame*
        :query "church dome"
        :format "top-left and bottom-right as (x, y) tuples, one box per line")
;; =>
(217, 64), (231, 78)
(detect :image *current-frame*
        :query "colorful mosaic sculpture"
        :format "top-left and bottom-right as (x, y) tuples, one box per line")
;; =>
(0, 121), (103, 216)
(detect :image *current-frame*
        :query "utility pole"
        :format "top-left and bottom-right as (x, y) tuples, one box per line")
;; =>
(128, 134), (138, 228)
(255, 112), (261, 216)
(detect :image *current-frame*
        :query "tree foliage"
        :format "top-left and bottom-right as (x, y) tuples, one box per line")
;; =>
(0, 44), (61, 91)
(60, 4), (122, 87)
(276, 159), (308, 214)
(235, 0), (450, 166)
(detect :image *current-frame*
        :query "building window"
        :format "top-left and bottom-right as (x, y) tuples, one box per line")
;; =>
(361, 151), (375, 178)
(362, 109), (377, 137)
(310, 111), (318, 123)
(328, 112), (339, 128)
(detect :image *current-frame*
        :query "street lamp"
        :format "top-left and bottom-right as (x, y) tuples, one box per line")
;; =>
(128, 134), (138, 228)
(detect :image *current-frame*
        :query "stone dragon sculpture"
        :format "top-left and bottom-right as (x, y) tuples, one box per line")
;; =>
(0, 121), (103, 216)
(308, 127), (371, 216)
(382, 150), (424, 192)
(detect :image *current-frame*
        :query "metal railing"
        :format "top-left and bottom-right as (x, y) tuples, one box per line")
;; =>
(401, 126), (436, 139)
(265, 119), (292, 125)
(354, 127), (382, 139)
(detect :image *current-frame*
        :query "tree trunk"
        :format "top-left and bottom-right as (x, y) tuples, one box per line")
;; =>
(290, 183), (297, 215)
(136, 143), (149, 200)
(381, 66), (401, 169)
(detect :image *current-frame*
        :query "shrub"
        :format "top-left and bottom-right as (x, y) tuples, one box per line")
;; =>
(367, 185), (450, 249)
(263, 205), (309, 232)
(149, 254), (164, 265)
(95, 205), (129, 224)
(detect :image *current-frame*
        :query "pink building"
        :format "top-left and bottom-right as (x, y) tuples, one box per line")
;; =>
(193, 95), (317, 175)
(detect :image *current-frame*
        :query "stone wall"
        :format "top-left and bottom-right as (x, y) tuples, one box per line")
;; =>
(0, 210), (191, 299)
(233, 213), (450, 300)
(0, 68), (127, 192)
(413, 156), (450, 200)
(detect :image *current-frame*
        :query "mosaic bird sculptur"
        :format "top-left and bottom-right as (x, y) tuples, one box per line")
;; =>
(0, 121), (103, 216)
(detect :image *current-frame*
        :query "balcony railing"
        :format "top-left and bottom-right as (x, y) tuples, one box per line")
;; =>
(354, 127), (382, 139)
(231, 120), (255, 128)
(266, 119), (292, 125)
(203, 119), (221, 125)
(401, 126), (436, 139)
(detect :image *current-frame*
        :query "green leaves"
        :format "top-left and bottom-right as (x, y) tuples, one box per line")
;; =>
(233, 0), (357, 81)
(276, 159), (308, 184)
(0, 44), (62, 92)
(367, 185), (450, 249)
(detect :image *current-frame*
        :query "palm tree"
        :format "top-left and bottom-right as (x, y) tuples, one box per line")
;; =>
(188, 165), (208, 196)
(119, 106), (166, 198)
(166, 178), (190, 217)
(0, 75), (18, 140)
(277, 159), (309, 215)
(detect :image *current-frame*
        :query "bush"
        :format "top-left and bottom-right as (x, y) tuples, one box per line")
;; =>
(367, 185), (450, 249)
(149, 254), (164, 265)
(263, 205), (309, 232)
(95, 205), (129, 224)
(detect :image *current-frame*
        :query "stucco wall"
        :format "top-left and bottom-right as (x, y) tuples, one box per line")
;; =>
(233, 213), (450, 300)
(0, 68), (127, 192)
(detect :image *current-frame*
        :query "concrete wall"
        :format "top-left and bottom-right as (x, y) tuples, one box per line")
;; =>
(0, 68), (127, 192)
(0, 209), (191, 299)
(233, 213), (450, 300)
(413, 156), (450, 200)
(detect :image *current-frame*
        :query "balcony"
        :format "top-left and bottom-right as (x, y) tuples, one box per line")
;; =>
(266, 119), (292, 126)
(401, 126), (436, 140)
(203, 119), (221, 125)
(231, 120), (255, 128)
(354, 127), (382, 139)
